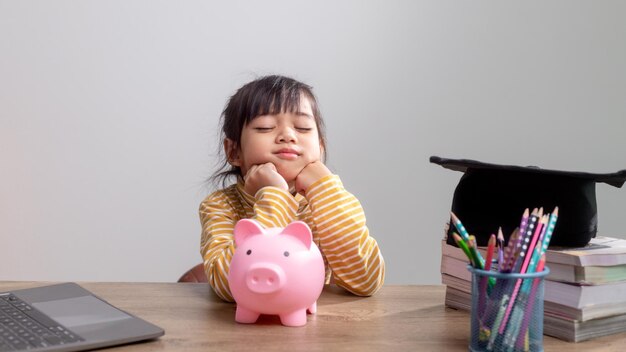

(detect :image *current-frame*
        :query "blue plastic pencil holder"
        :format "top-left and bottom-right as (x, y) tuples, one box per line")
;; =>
(467, 265), (550, 352)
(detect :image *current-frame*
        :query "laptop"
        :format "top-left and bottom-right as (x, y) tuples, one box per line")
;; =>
(0, 283), (164, 352)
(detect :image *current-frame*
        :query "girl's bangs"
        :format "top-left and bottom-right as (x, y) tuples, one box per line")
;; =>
(247, 88), (305, 122)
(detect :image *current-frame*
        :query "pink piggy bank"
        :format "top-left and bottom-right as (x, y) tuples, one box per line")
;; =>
(227, 219), (325, 327)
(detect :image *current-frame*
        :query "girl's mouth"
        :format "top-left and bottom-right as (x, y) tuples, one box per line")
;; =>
(274, 148), (300, 160)
(275, 151), (299, 160)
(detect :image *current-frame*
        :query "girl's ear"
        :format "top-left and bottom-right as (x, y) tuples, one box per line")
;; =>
(224, 138), (241, 166)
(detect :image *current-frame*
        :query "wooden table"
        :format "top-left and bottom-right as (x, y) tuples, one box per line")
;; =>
(2, 282), (625, 351)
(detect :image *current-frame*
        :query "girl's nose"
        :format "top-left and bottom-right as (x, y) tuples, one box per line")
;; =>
(276, 127), (297, 143)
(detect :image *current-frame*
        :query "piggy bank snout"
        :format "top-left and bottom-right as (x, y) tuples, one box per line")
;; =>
(245, 263), (286, 294)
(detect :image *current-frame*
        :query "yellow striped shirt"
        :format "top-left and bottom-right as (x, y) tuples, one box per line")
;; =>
(199, 174), (385, 302)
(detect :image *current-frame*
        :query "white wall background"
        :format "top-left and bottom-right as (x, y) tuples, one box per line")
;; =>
(1, 1), (625, 284)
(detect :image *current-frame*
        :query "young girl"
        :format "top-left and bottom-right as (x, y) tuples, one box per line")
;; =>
(200, 75), (385, 302)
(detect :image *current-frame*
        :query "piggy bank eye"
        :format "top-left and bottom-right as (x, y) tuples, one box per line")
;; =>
(246, 249), (252, 255)
(283, 251), (290, 257)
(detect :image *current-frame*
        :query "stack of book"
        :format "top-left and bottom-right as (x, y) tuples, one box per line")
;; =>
(441, 235), (626, 342)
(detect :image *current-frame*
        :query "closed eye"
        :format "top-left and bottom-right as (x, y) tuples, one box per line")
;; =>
(254, 127), (274, 132)
(296, 127), (313, 132)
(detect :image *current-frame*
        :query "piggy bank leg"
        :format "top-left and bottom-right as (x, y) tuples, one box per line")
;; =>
(235, 306), (260, 324)
(307, 301), (317, 314)
(279, 309), (307, 327)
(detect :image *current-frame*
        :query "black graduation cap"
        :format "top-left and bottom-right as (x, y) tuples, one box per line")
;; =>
(431, 156), (626, 247)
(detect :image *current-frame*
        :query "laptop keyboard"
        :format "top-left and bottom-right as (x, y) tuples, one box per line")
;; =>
(0, 293), (84, 351)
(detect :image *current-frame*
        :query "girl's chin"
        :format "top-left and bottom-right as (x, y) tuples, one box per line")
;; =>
(275, 167), (301, 182)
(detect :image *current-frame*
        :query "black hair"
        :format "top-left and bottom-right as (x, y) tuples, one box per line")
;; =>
(210, 75), (327, 187)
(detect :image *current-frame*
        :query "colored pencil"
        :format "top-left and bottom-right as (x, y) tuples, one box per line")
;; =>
(520, 214), (547, 274)
(508, 208), (535, 271)
(485, 234), (496, 272)
(451, 212), (485, 265)
(497, 227), (504, 267)
(452, 232), (474, 266)
(500, 214), (547, 335)
(468, 235), (485, 269)
(479, 207), (559, 350)
(511, 208), (542, 274)
(450, 212), (470, 241)
(537, 207), (559, 258)
(523, 214), (550, 277)
(517, 208), (530, 239)
(501, 228), (519, 272)
(500, 209), (542, 334)
(515, 255), (547, 350)
(477, 234), (496, 319)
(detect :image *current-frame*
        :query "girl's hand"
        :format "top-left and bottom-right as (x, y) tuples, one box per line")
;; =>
(295, 161), (332, 195)
(244, 163), (289, 196)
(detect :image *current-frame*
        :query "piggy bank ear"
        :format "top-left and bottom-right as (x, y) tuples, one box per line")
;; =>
(280, 221), (313, 249)
(234, 219), (264, 247)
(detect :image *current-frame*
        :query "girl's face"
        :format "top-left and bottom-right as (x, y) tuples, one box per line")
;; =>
(225, 97), (323, 183)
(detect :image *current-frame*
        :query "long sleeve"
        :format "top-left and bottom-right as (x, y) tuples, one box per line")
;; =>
(305, 175), (385, 296)
(251, 186), (299, 228)
(199, 191), (237, 302)
(199, 185), (299, 302)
